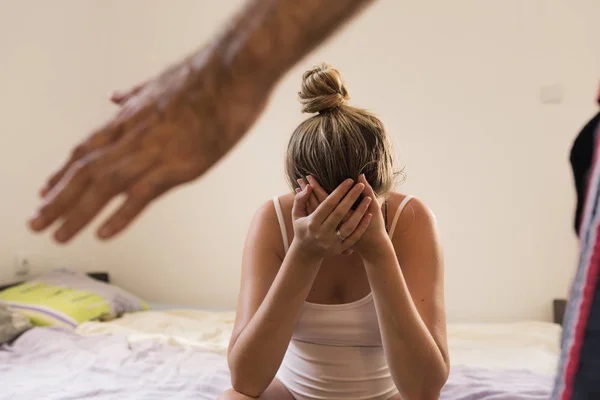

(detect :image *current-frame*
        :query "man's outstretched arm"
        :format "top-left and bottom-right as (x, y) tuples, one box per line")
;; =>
(30, 0), (374, 243)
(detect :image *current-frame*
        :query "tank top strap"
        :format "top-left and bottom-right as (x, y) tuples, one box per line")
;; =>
(272, 196), (290, 254)
(388, 196), (414, 239)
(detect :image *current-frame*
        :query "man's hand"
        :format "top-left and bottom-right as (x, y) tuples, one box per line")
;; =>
(29, 0), (374, 243)
(30, 53), (269, 243)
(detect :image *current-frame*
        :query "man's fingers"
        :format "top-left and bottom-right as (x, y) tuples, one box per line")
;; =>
(110, 81), (147, 105)
(32, 129), (147, 232)
(40, 162), (77, 198)
(322, 182), (365, 231)
(40, 123), (124, 197)
(41, 146), (95, 198)
(52, 186), (115, 244)
(341, 213), (373, 251)
(312, 179), (354, 222)
(306, 175), (328, 202)
(97, 164), (179, 239)
(53, 153), (159, 243)
(41, 94), (153, 198)
(110, 91), (129, 105)
(30, 158), (95, 231)
(292, 185), (313, 220)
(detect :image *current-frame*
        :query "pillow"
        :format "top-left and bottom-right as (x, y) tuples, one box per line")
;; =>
(0, 300), (31, 344)
(0, 268), (148, 328)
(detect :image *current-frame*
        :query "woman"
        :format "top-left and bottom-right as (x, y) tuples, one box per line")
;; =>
(220, 64), (449, 400)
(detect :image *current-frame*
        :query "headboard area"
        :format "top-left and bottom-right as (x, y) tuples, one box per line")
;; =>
(0, 272), (110, 292)
(554, 298), (567, 326)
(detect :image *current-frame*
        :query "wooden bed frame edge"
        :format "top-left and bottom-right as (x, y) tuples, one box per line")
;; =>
(554, 298), (567, 326)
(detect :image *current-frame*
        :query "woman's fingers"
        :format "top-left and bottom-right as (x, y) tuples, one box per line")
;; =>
(337, 196), (372, 238)
(358, 174), (378, 211)
(292, 185), (313, 220)
(341, 213), (373, 251)
(312, 179), (354, 222)
(297, 179), (319, 214)
(322, 182), (365, 231)
(306, 175), (328, 202)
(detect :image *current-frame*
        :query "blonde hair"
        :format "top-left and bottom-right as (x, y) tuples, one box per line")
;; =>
(285, 63), (400, 199)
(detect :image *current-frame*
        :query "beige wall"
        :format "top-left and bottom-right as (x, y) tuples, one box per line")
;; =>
(1, 0), (599, 322)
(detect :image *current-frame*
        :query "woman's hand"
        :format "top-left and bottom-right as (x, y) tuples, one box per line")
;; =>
(298, 175), (390, 256)
(292, 179), (373, 258)
(352, 174), (390, 255)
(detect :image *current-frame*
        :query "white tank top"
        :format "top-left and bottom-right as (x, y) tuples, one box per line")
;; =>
(272, 196), (413, 400)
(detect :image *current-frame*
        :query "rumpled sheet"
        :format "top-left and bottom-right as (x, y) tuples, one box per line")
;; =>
(0, 327), (230, 400)
(447, 321), (560, 375)
(77, 313), (560, 373)
(1, 312), (561, 400)
(441, 367), (553, 400)
(76, 309), (235, 355)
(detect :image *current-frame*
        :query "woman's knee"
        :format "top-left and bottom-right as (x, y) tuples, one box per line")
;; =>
(218, 388), (257, 400)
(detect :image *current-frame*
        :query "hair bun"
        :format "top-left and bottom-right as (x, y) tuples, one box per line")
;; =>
(298, 63), (350, 114)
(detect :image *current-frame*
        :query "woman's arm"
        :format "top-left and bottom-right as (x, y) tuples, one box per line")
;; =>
(361, 197), (449, 400)
(228, 181), (371, 397)
(227, 202), (323, 397)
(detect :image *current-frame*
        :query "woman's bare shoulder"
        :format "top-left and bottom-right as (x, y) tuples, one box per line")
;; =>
(246, 193), (295, 260)
(386, 192), (436, 237)
(274, 192), (295, 214)
(252, 193), (294, 223)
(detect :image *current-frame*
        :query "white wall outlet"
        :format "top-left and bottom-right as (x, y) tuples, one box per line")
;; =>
(14, 254), (31, 278)
(539, 84), (565, 104)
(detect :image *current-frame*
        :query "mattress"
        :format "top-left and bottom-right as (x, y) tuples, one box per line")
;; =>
(0, 309), (560, 400)
(0, 326), (230, 400)
(76, 307), (235, 355)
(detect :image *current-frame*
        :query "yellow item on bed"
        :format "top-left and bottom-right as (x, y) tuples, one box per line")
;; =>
(0, 282), (111, 327)
(0, 269), (148, 328)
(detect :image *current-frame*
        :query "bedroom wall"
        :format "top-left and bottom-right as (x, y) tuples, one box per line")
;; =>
(0, 2), (115, 281)
(1, 0), (599, 322)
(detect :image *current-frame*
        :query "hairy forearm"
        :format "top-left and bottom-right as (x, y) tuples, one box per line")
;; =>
(228, 241), (322, 397)
(134, 0), (374, 186)
(210, 0), (376, 88)
(362, 241), (448, 400)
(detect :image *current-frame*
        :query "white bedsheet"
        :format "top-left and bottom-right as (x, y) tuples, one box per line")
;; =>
(0, 327), (230, 400)
(76, 309), (235, 355)
(77, 310), (561, 374)
(447, 321), (561, 375)
(3, 312), (561, 400)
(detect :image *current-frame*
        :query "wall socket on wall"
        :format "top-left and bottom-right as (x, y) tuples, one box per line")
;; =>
(14, 254), (31, 278)
(539, 84), (565, 104)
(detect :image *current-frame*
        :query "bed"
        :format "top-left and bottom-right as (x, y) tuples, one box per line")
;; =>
(0, 273), (564, 400)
